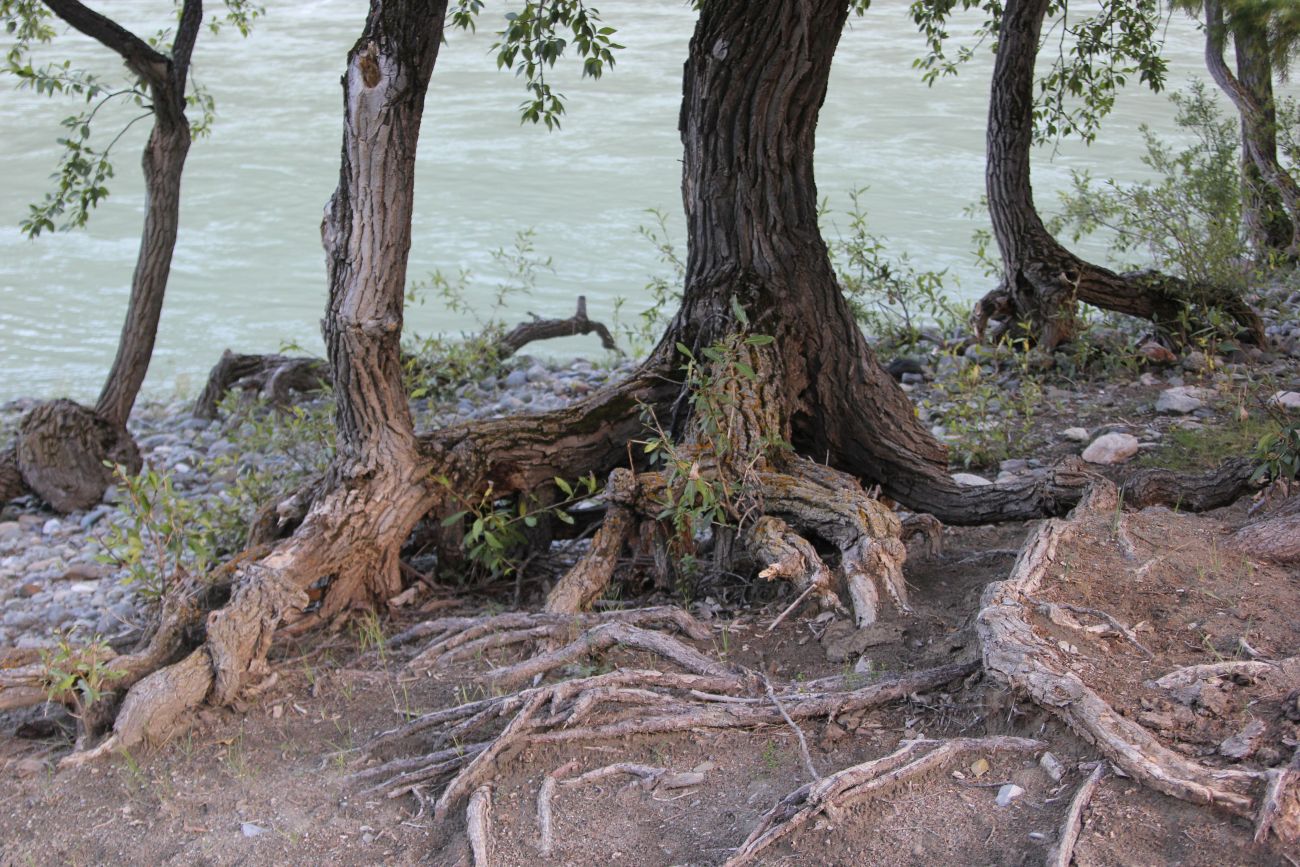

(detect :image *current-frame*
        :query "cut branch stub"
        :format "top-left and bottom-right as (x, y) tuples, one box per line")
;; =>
(15, 399), (141, 513)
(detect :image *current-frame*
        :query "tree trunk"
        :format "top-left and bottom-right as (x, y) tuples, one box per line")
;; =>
(5, 0), (202, 513)
(1234, 27), (1294, 258)
(980, 0), (1264, 351)
(93, 110), (191, 427)
(1206, 0), (1300, 260)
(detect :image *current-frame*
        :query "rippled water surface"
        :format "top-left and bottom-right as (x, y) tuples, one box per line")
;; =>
(0, 2), (1286, 401)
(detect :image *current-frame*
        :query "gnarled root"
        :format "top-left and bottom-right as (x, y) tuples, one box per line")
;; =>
(355, 635), (977, 821)
(754, 457), (908, 627)
(725, 735), (1045, 866)
(977, 482), (1296, 842)
(542, 457), (909, 628)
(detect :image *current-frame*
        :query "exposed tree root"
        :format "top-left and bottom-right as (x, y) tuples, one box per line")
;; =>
(353, 621), (978, 822)
(977, 482), (1297, 842)
(466, 784), (493, 867)
(1234, 493), (1300, 565)
(542, 456), (908, 628)
(537, 762), (670, 856)
(1150, 657), (1300, 707)
(724, 736), (1045, 866)
(1045, 762), (1107, 867)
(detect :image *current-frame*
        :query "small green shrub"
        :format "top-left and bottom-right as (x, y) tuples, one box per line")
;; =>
(41, 632), (123, 726)
(1049, 81), (1250, 299)
(99, 464), (217, 601)
(828, 188), (966, 352)
(437, 472), (600, 583)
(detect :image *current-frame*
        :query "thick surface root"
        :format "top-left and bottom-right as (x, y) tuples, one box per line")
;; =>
(977, 482), (1297, 842)
(543, 458), (909, 628)
(1045, 762), (1108, 867)
(724, 735), (1045, 866)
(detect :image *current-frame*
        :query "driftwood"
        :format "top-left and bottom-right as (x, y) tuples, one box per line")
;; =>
(192, 351), (329, 420)
(192, 296), (619, 420)
(497, 296), (619, 357)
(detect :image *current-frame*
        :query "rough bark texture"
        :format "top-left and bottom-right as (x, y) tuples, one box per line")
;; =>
(62, 0), (453, 763)
(1233, 26), (1295, 258)
(980, 0), (1264, 350)
(1205, 0), (1300, 260)
(0, 447), (25, 504)
(1233, 493), (1300, 564)
(15, 399), (141, 512)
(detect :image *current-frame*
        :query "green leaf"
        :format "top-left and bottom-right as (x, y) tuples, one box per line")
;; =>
(729, 295), (749, 326)
(440, 510), (469, 528)
(554, 476), (573, 496)
(744, 334), (774, 346)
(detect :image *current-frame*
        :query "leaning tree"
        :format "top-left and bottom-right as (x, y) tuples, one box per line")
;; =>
(0, 0), (256, 513)
(1195, 0), (1300, 259)
(915, 0), (1265, 350)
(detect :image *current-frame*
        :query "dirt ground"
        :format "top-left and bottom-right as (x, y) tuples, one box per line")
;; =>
(3, 360), (1299, 866)
(2, 496), (1296, 866)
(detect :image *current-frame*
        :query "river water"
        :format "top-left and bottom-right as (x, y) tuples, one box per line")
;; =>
(0, 2), (1286, 402)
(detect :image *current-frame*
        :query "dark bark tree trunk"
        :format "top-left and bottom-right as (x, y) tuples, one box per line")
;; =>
(1206, 0), (1300, 260)
(979, 0), (1265, 351)
(6, 0), (202, 512)
(1234, 27), (1295, 257)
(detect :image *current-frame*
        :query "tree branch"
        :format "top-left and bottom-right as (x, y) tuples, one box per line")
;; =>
(41, 0), (171, 83)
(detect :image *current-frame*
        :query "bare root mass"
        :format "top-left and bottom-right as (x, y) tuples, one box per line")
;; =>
(978, 482), (1300, 844)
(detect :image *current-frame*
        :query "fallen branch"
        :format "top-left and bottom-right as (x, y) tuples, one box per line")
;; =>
(498, 296), (620, 357)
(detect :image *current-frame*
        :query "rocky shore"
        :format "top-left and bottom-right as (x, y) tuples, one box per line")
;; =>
(0, 355), (640, 651)
(1, 287), (1297, 654)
